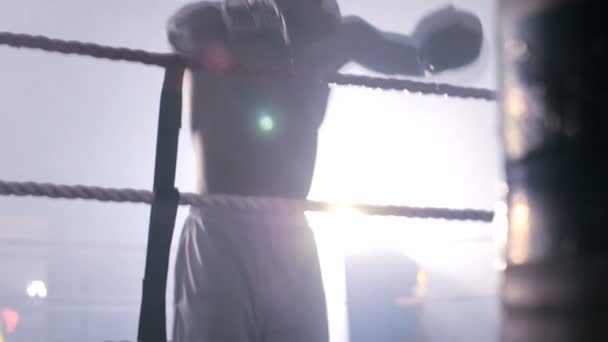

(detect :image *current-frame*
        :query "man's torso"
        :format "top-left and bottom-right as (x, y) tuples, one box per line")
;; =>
(171, 2), (340, 197)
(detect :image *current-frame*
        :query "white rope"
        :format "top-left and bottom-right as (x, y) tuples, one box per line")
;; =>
(0, 180), (494, 222)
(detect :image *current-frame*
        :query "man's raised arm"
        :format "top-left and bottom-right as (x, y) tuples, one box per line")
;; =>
(337, 16), (425, 76)
(334, 7), (483, 76)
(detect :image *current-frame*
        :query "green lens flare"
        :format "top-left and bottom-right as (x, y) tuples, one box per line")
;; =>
(258, 114), (275, 132)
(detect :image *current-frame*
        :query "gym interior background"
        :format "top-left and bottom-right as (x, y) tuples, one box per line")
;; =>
(0, 0), (500, 341)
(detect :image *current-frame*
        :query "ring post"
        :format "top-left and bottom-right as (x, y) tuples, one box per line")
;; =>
(137, 66), (184, 342)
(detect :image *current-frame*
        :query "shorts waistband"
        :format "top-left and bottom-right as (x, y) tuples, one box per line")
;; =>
(189, 206), (308, 226)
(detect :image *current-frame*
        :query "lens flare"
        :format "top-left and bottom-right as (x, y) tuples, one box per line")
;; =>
(258, 113), (275, 133)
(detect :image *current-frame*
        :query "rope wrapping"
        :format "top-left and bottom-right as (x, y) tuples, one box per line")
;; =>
(0, 31), (497, 100)
(0, 180), (495, 222)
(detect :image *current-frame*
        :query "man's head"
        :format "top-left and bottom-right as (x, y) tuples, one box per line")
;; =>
(273, 0), (341, 42)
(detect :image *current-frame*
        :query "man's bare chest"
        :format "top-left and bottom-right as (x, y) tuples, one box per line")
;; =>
(189, 69), (330, 136)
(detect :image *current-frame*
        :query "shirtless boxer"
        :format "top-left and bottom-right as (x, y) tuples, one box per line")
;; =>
(167, 1), (483, 341)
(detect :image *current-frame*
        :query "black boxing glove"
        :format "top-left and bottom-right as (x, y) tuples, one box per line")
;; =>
(167, 3), (227, 55)
(413, 6), (483, 73)
(222, 0), (290, 46)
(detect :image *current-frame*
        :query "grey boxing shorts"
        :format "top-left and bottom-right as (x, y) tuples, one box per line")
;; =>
(173, 207), (328, 342)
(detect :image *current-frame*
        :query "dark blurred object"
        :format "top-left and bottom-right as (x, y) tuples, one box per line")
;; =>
(499, 1), (608, 341)
(414, 6), (483, 73)
(345, 251), (423, 342)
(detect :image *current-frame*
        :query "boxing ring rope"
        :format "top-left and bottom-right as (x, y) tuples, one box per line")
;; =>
(0, 180), (495, 222)
(0, 31), (497, 100)
(0, 31), (499, 222)
(0, 30), (498, 342)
